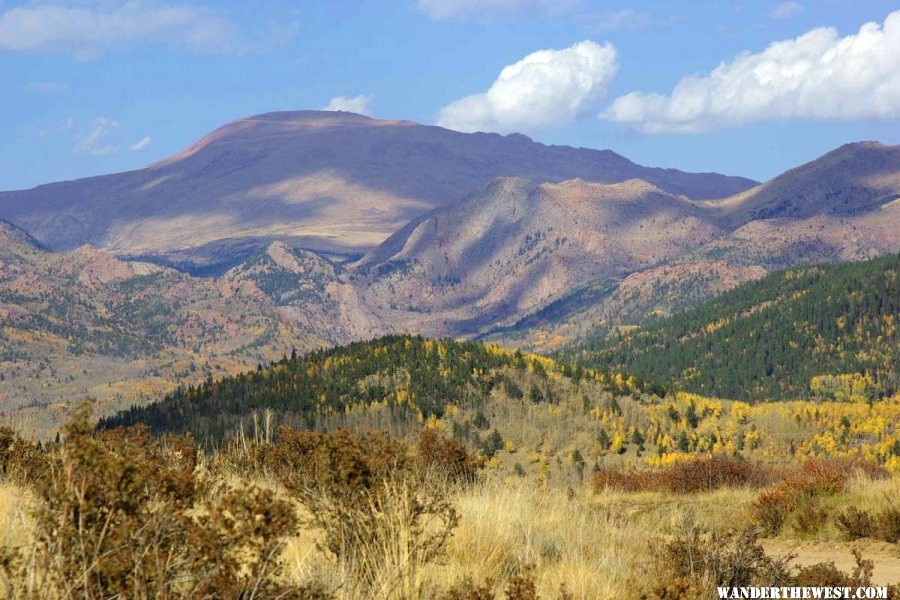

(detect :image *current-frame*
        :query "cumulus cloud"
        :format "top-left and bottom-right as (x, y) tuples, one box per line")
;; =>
(129, 136), (153, 152)
(769, 2), (804, 21)
(438, 40), (618, 134)
(416, 0), (579, 21)
(323, 94), (373, 116)
(0, 1), (235, 58)
(603, 10), (900, 133)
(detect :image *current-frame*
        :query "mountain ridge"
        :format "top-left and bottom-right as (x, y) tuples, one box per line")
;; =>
(569, 254), (899, 402)
(0, 110), (757, 263)
(350, 141), (900, 348)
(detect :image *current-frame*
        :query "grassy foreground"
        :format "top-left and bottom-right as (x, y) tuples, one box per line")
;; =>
(1, 408), (899, 599)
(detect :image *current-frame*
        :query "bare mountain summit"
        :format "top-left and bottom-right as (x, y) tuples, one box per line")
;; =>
(708, 141), (900, 224)
(0, 110), (755, 264)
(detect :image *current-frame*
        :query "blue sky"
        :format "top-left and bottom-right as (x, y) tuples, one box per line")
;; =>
(2, 0), (900, 190)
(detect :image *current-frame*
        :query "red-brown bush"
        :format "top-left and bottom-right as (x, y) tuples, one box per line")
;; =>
(592, 456), (776, 494)
(750, 458), (887, 536)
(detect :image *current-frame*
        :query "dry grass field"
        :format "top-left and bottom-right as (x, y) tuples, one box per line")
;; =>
(0, 409), (897, 599)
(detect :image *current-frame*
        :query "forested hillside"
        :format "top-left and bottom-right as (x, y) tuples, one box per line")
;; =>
(99, 335), (663, 442)
(571, 254), (899, 402)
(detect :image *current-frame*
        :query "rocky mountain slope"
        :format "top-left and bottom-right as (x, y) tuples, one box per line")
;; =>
(353, 177), (725, 336)
(706, 141), (900, 225)
(223, 241), (383, 344)
(0, 110), (755, 266)
(0, 220), (315, 435)
(352, 142), (900, 349)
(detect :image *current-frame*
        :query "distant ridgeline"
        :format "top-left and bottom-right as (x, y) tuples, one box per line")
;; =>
(98, 335), (667, 442)
(571, 254), (899, 403)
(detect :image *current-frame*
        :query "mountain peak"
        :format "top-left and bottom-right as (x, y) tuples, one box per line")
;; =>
(712, 140), (900, 223)
(0, 110), (757, 258)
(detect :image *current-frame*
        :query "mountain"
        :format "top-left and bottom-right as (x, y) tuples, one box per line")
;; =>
(707, 141), (900, 225)
(353, 177), (725, 335)
(0, 110), (756, 265)
(0, 221), (314, 435)
(469, 143), (900, 349)
(569, 254), (899, 402)
(345, 141), (900, 348)
(4, 134), (900, 431)
(223, 241), (384, 344)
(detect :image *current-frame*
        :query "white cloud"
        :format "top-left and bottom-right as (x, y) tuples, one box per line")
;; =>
(438, 40), (618, 134)
(129, 136), (153, 152)
(323, 94), (373, 116)
(769, 2), (804, 21)
(24, 81), (69, 95)
(75, 117), (122, 155)
(416, 0), (579, 21)
(603, 10), (900, 133)
(0, 1), (235, 58)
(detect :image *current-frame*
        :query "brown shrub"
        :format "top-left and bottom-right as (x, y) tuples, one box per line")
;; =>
(837, 503), (900, 544)
(0, 402), (307, 599)
(792, 549), (874, 589)
(644, 518), (900, 598)
(835, 507), (876, 540)
(750, 458), (884, 536)
(439, 577), (495, 600)
(641, 576), (699, 600)
(591, 467), (652, 492)
(750, 489), (795, 536)
(592, 456), (775, 494)
(791, 499), (831, 536)
(418, 427), (485, 485)
(657, 523), (791, 591)
(875, 505), (900, 544)
(436, 565), (573, 600)
(259, 426), (462, 594)
(503, 564), (539, 600)
(0, 426), (52, 485)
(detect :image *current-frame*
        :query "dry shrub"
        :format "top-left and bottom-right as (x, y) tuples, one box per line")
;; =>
(592, 468), (652, 493)
(793, 549), (874, 588)
(835, 507), (876, 540)
(642, 517), (793, 599)
(750, 458), (885, 536)
(792, 499), (831, 536)
(253, 426), (469, 597)
(642, 517), (900, 599)
(789, 551), (900, 598)
(0, 403), (311, 599)
(878, 506), (900, 543)
(0, 426), (51, 485)
(440, 577), (495, 600)
(750, 489), (794, 537)
(592, 456), (774, 494)
(417, 427), (485, 485)
(836, 503), (900, 543)
(436, 564), (573, 600)
(642, 577), (695, 600)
